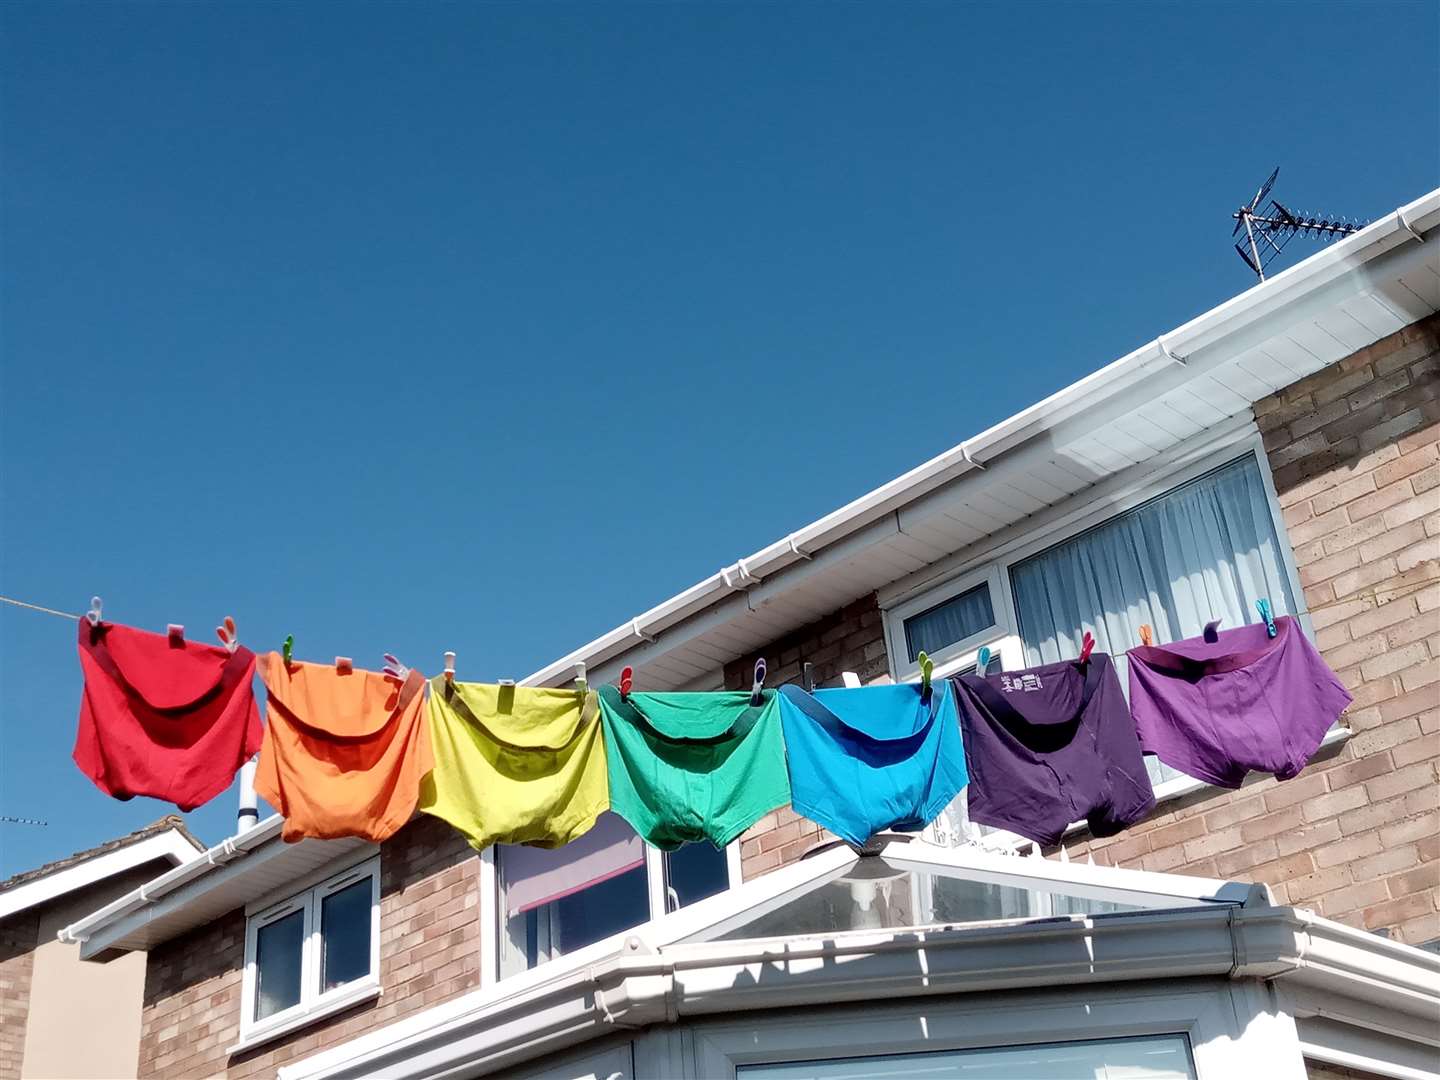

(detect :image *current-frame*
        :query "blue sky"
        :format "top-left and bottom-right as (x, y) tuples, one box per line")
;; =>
(1, 0), (1436, 875)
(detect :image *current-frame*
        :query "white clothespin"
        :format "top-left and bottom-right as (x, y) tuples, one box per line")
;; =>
(215, 616), (240, 654)
(839, 671), (862, 688)
(382, 653), (410, 683)
(335, 656), (353, 674)
(1058, 844), (1070, 864)
(573, 662), (587, 694)
(86, 596), (103, 627)
(498, 678), (516, 687)
(167, 624), (185, 646)
(443, 651), (456, 683)
(750, 658), (767, 706)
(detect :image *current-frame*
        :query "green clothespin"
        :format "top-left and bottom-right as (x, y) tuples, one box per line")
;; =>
(918, 651), (934, 702)
(282, 635), (294, 666)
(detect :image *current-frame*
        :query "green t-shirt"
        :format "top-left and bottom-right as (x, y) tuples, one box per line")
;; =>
(597, 686), (791, 850)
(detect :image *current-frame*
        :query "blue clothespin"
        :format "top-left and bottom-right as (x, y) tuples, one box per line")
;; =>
(751, 657), (767, 705)
(1256, 599), (1277, 638)
(917, 651), (934, 702)
(976, 646), (992, 674)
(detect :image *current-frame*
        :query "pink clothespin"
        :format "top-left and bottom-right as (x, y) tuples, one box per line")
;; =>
(216, 616), (239, 654)
(382, 653), (410, 684)
(620, 666), (634, 701)
(167, 624), (186, 646)
(1078, 631), (1095, 665)
(335, 656), (353, 675)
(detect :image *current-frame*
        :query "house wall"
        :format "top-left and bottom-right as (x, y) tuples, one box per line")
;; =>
(732, 315), (1440, 946)
(0, 910), (38, 1080)
(138, 815), (481, 1079)
(21, 864), (169, 1079)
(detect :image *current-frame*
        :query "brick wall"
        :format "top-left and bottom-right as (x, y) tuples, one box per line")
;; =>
(0, 911), (37, 1080)
(138, 815), (480, 1078)
(1064, 314), (1440, 946)
(724, 595), (890, 880)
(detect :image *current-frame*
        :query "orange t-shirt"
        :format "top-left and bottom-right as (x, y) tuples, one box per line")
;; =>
(256, 654), (432, 843)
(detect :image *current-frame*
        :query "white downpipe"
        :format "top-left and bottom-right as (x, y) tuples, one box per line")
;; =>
(237, 756), (259, 833)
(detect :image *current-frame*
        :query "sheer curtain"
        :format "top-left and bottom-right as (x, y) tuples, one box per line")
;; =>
(1009, 453), (1296, 783)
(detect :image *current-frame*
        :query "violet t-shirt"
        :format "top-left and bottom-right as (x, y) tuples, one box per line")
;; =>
(951, 654), (1155, 847)
(1127, 616), (1351, 789)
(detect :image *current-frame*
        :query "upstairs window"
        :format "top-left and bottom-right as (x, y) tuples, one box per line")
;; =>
(242, 856), (380, 1040)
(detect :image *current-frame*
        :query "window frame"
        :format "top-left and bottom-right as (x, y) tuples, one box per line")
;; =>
(883, 434), (1326, 847)
(237, 854), (381, 1051)
(479, 833), (743, 989)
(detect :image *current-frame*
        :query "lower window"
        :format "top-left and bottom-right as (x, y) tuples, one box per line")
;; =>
(497, 812), (733, 978)
(737, 1034), (1196, 1079)
(244, 856), (380, 1033)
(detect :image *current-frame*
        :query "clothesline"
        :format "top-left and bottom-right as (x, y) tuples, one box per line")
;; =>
(0, 595), (81, 620)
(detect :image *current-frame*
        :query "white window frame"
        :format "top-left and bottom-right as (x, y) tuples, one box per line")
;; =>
(884, 433), (1341, 847)
(479, 834), (743, 989)
(234, 854), (381, 1053)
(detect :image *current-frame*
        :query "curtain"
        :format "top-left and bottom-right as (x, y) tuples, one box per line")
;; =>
(904, 583), (996, 662)
(1009, 453), (1295, 784)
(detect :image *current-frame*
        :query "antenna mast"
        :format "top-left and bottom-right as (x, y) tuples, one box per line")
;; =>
(1231, 168), (1366, 281)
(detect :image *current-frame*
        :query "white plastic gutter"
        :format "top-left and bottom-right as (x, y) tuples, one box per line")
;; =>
(56, 815), (282, 945)
(524, 188), (1440, 687)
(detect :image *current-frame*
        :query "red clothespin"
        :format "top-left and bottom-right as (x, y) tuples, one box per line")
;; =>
(619, 666), (634, 701)
(1138, 624), (1154, 647)
(216, 616), (239, 655)
(335, 656), (353, 675)
(167, 624), (186, 647)
(1078, 631), (1095, 665)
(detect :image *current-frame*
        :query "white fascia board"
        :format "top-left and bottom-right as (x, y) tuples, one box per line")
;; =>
(524, 188), (1440, 689)
(0, 829), (203, 922)
(59, 815), (285, 953)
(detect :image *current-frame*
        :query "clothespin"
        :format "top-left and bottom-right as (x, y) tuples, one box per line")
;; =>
(215, 616), (239, 655)
(382, 653), (410, 683)
(1078, 631), (1095, 665)
(335, 656), (353, 675)
(1256, 598), (1277, 638)
(573, 662), (587, 694)
(917, 651), (934, 703)
(619, 666), (634, 701)
(282, 635), (294, 666)
(802, 662), (815, 693)
(1138, 624), (1153, 647)
(498, 678), (516, 687)
(750, 658), (767, 706)
(1203, 618), (1222, 644)
(443, 651), (456, 683)
(976, 646), (992, 674)
(167, 624), (185, 646)
(85, 597), (103, 627)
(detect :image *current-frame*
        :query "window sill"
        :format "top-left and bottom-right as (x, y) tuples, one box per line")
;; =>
(227, 978), (381, 1056)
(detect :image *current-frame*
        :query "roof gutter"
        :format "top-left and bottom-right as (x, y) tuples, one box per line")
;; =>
(57, 815), (282, 946)
(278, 902), (1440, 1080)
(524, 188), (1440, 687)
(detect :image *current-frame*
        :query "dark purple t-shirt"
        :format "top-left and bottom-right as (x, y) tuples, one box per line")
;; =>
(1127, 616), (1351, 789)
(951, 654), (1155, 847)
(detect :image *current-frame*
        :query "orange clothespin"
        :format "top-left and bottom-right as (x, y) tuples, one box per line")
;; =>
(1138, 624), (1154, 647)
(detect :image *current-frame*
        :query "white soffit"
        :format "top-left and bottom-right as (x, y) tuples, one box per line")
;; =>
(0, 828), (202, 921)
(526, 190), (1440, 691)
(60, 815), (374, 960)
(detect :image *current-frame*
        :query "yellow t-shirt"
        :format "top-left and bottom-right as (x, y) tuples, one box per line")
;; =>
(418, 678), (609, 851)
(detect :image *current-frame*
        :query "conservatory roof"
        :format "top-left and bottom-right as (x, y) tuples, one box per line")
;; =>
(278, 837), (1440, 1080)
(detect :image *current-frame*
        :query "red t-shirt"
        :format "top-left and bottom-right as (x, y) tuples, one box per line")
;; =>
(74, 620), (262, 811)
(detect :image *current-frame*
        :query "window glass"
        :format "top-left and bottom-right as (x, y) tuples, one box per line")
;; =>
(903, 583), (995, 662)
(1009, 454), (1296, 786)
(665, 842), (730, 910)
(499, 854), (649, 978)
(320, 878), (372, 992)
(255, 908), (305, 1020)
(737, 1034), (1196, 1079)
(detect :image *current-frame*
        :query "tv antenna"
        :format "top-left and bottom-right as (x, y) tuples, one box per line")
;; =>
(0, 815), (47, 826)
(1232, 168), (1366, 281)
